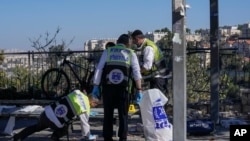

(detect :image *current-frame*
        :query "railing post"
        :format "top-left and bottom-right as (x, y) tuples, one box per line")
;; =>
(28, 51), (31, 96)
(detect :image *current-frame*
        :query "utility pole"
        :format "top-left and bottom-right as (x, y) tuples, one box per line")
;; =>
(172, 0), (186, 140)
(210, 0), (220, 124)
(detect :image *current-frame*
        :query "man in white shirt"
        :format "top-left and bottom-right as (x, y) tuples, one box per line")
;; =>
(131, 29), (170, 95)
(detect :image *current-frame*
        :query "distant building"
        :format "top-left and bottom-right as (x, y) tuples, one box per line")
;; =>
(241, 23), (250, 38)
(1, 49), (48, 75)
(224, 38), (250, 58)
(84, 32), (168, 52)
(3, 49), (26, 53)
(84, 38), (117, 52)
(83, 38), (116, 59)
(144, 32), (168, 46)
(219, 25), (241, 42)
(235, 40), (250, 57)
(186, 34), (202, 42)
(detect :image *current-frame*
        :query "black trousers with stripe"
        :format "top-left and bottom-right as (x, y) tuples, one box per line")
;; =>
(13, 112), (69, 141)
(102, 85), (129, 140)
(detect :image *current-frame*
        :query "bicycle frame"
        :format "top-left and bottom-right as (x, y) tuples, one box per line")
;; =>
(58, 55), (94, 91)
(41, 52), (95, 99)
(61, 60), (82, 83)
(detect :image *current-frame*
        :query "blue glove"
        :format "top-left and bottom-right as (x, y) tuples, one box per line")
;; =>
(88, 134), (97, 140)
(90, 111), (98, 117)
(92, 86), (100, 98)
(82, 134), (97, 141)
(136, 91), (143, 104)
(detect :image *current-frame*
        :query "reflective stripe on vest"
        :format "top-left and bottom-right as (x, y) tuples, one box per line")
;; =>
(55, 101), (70, 122)
(141, 39), (168, 78)
(107, 46), (132, 64)
(67, 90), (90, 115)
(50, 90), (90, 125)
(103, 45), (133, 85)
(50, 97), (75, 125)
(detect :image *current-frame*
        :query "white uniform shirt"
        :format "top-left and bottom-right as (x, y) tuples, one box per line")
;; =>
(93, 44), (142, 85)
(140, 39), (170, 78)
(45, 105), (64, 128)
(45, 105), (90, 137)
(142, 45), (154, 71)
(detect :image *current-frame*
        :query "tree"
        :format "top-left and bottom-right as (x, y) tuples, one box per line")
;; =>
(47, 44), (67, 68)
(187, 53), (210, 103)
(0, 70), (7, 88)
(186, 28), (191, 34)
(155, 27), (173, 49)
(0, 50), (7, 88)
(29, 27), (75, 69)
(186, 51), (242, 103)
(195, 29), (202, 34)
(10, 66), (29, 91)
(0, 50), (4, 65)
(237, 24), (243, 31)
(29, 27), (74, 53)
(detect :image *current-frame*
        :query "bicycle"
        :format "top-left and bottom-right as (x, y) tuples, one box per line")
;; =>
(41, 51), (95, 100)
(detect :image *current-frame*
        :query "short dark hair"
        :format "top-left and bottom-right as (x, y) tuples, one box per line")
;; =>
(131, 29), (144, 38)
(105, 42), (115, 48)
(117, 34), (130, 44)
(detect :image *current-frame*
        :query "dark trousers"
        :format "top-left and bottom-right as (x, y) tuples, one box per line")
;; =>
(150, 77), (168, 95)
(102, 85), (129, 141)
(14, 112), (69, 141)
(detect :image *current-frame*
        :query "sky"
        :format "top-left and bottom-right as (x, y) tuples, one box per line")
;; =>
(0, 0), (249, 51)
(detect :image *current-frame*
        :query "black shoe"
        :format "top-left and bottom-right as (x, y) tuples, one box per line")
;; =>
(119, 138), (127, 141)
(49, 136), (61, 141)
(12, 134), (21, 141)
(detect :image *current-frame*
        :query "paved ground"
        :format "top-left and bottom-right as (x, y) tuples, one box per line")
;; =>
(0, 116), (234, 141)
(0, 117), (146, 141)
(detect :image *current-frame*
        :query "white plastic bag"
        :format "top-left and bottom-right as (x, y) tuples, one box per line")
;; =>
(139, 88), (173, 141)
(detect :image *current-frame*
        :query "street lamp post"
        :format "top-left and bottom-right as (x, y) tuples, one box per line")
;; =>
(172, 0), (187, 140)
(210, 0), (220, 125)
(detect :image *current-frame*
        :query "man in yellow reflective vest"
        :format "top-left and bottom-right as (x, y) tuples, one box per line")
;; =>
(91, 34), (142, 141)
(131, 29), (170, 95)
(13, 90), (99, 141)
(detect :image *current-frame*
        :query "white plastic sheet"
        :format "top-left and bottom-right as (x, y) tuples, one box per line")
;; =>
(139, 88), (173, 141)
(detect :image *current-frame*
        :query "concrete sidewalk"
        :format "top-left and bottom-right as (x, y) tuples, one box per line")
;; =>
(0, 117), (146, 141)
(187, 126), (230, 141)
(0, 117), (233, 141)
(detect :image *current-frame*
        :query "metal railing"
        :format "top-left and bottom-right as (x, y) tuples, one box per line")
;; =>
(0, 48), (249, 104)
(0, 50), (101, 99)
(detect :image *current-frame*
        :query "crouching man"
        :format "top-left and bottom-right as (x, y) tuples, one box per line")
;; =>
(13, 89), (99, 141)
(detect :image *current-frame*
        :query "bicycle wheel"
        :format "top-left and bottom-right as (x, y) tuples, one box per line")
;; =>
(41, 68), (70, 99)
